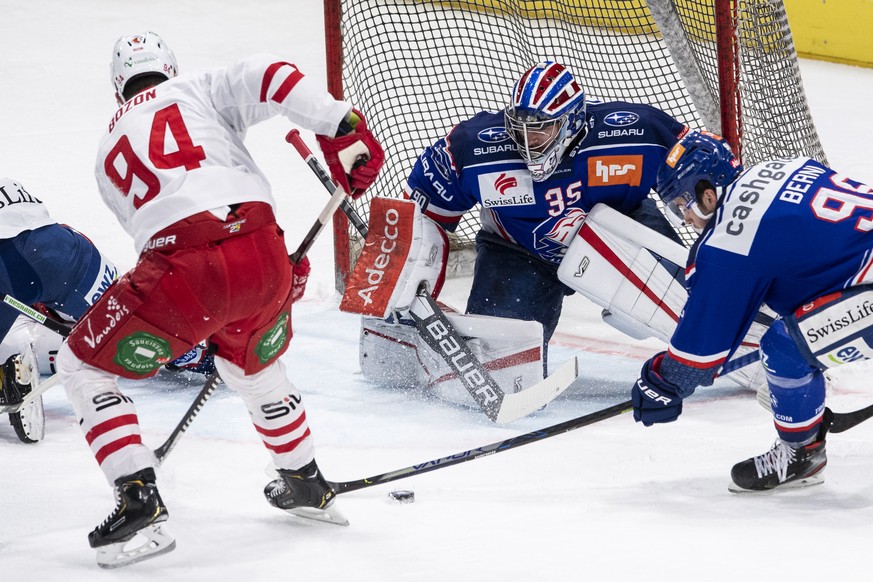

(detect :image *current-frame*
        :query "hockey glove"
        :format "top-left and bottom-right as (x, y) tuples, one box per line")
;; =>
(315, 109), (385, 199)
(291, 255), (311, 304)
(632, 352), (683, 426)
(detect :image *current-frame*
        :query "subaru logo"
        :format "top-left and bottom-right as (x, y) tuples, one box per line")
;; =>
(604, 111), (640, 127)
(477, 127), (509, 143)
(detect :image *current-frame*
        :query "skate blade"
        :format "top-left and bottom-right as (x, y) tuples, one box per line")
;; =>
(283, 504), (349, 527)
(728, 474), (825, 494)
(95, 524), (176, 569)
(10, 395), (45, 443)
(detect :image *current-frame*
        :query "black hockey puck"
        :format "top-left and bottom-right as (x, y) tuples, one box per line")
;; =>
(388, 490), (415, 503)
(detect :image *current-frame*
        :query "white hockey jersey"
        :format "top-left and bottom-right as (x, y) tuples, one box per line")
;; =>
(0, 177), (55, 239)
(95, 54), (352, 252)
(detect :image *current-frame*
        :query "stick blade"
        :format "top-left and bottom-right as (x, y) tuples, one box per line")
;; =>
(495, 357), (579, 423)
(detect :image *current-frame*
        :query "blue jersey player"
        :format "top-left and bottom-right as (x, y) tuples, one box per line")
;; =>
(0, 176), (213, 443)
(404, 61), (689, 369)
(632, 130), (873, 491)
(0, 176), (121, 442)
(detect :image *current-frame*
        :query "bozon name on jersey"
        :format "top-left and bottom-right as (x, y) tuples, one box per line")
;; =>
(108, 88), (157, 133)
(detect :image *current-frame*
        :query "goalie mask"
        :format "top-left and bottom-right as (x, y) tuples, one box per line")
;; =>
(656, 131), (743, 232)
(111, 31), (178, 99)
(505, 61), (587, 182)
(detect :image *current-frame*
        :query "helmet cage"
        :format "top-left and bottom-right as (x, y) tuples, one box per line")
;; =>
(504, 110), (571, 180)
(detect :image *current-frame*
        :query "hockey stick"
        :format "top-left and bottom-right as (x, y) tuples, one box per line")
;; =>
(323, 394), (873, 494)
(827, 402), (873, 434)
(286, 131), (578, 422)
(1, 294), (72, 337)
(153, 372), (222, 464)
(327, 399), (633, 494)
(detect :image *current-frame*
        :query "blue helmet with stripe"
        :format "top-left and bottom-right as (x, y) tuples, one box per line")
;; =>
(656, 131), (744, 230)
(505, 61), (587, 181)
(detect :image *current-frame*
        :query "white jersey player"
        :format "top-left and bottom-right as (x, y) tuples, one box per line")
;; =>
(57, 31), (384, 568)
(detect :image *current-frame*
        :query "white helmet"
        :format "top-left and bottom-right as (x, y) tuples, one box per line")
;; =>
(110, 31), (178, 98)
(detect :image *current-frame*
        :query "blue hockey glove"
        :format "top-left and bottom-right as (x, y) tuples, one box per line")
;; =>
(632, 353), (683, 426)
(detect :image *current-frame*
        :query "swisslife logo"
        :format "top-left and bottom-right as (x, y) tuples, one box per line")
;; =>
(478, 170), (534, 208)
(587, 155), (643, 186)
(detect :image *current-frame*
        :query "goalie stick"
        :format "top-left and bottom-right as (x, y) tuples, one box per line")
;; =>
(285, 129), (350, 263)
(286, 131), (579, 422)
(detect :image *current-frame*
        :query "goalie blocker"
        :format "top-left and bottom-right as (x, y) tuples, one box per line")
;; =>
(556, 203), (768, 392)
(340, 197), (448, 317)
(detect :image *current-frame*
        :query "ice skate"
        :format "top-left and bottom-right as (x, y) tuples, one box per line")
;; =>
(88, 468), (176, 568)
(264, 459), (348, 526)
(0, 352), (44, 443)
(729, 437), (827, 493)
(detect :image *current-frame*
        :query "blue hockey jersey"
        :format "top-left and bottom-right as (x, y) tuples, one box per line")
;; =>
(667, 157), (873, 372)
(404, 102), (688, 264)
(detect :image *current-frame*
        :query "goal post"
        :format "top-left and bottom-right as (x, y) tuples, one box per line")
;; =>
(324, 0), (827, 291)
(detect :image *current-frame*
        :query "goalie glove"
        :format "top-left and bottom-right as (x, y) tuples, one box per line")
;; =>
(315, 109), (385, 199)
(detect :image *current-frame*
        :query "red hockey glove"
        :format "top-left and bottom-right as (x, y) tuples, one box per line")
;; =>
(291, 256), (311, 303)
(315, 109), (385, 200)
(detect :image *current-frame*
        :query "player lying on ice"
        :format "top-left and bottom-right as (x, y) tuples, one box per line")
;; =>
(0, 177), (213, 444)
(56, 31), (383, 568)
(346, 60), (691, 412)
(631, 130), (873, 492)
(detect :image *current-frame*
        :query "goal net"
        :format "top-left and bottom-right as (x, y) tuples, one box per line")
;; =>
(324, 0), (826, 289)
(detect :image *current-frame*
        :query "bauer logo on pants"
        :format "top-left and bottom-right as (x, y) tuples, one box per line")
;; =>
(114, 331), (172, 374)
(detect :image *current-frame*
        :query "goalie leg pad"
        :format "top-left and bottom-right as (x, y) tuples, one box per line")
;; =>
(0, 315), (65, 375)
(2, 348), (45, 443)
(359, 312), (544, 408)
(360, 316), (429, 388)
(557, 203), (689, 343)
